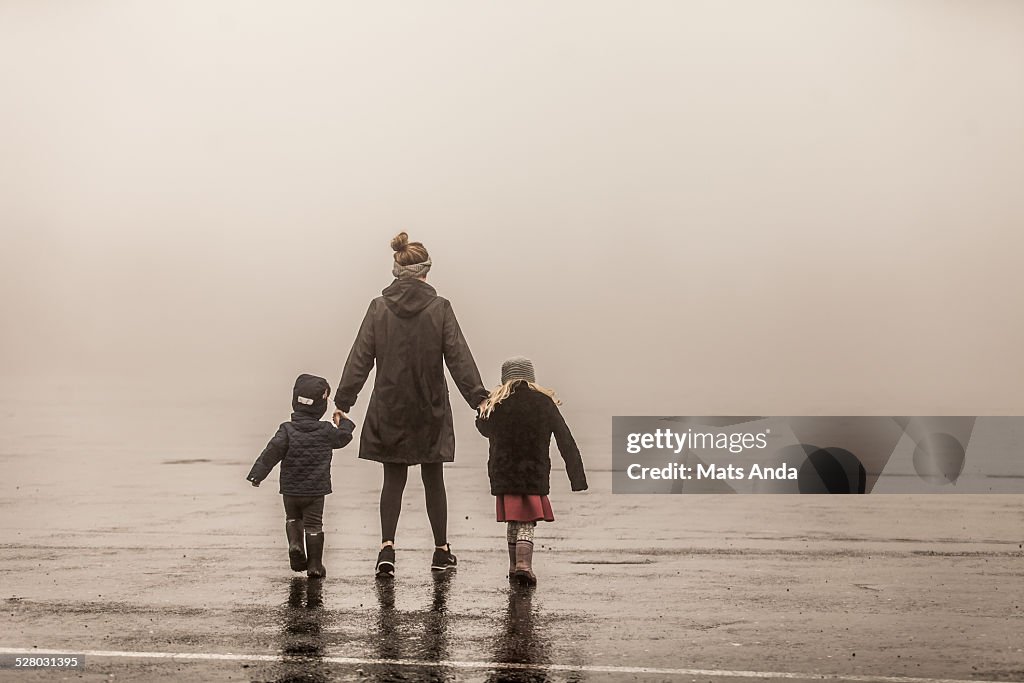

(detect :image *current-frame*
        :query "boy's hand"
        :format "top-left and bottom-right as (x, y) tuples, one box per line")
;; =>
(250, 479), (260, 487)
(332, 409), (348, 426)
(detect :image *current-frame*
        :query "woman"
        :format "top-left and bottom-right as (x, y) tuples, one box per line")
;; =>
(334, 232), (489, 577)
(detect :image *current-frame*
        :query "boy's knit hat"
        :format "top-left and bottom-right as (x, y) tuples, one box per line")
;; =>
(292, 374), (331, 417)
(501, 357), (536, 384)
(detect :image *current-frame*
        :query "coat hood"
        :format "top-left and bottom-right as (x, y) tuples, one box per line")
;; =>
(290, 412), (326, 429)
(381, 278), (437, 318)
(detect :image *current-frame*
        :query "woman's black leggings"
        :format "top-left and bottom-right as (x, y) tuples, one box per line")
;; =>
(380, 463), (447, 546)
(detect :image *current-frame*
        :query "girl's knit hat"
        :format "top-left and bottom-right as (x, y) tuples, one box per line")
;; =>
(501, 356), (536, 384)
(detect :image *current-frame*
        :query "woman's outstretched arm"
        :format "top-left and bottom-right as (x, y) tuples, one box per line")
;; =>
(442, 300), (489, 409)
(335, 301), (376, 412)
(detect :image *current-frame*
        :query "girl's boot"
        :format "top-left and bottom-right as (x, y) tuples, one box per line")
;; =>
(305, 532), (326, 578)
(285, 520), (306, 572)
(507, 542), (517, 580)
(514, 540), (537, 586)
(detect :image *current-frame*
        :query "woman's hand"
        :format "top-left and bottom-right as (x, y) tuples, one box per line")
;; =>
(333, 409), (349, 426)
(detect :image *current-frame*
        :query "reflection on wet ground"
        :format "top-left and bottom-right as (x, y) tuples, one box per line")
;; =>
(275, 577), (329, 683)
(372, 572), (454, 682)
(486, 586), (551, 683)
(265, 573), (565, 682)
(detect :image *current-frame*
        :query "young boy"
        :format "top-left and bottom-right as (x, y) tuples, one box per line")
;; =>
(247, 374), (355, 578)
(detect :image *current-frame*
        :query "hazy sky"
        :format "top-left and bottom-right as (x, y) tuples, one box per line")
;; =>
(2, 1), (1023, 419)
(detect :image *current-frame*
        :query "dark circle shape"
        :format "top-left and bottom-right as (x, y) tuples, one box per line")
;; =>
(913, 432), (965, 485)
(798, 447), (866, 494)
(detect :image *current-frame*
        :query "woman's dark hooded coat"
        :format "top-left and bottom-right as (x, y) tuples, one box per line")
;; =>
(335, 278), (489, 465)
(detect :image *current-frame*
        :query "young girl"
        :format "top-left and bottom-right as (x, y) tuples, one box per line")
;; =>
(475, 357), (588, 586)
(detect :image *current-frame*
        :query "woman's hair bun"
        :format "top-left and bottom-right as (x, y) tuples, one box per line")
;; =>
(391, 232), (430, 267)
(390, 232), (409, 252)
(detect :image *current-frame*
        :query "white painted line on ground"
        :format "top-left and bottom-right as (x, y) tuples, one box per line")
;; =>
(0, 647), (1018, 683)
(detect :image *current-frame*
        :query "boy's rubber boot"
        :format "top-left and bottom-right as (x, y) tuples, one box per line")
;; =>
(507, 542), (517, 580)
(514, 540), (537, 586)
(286, 520), (307, 572)
(305, 532), (326, 578)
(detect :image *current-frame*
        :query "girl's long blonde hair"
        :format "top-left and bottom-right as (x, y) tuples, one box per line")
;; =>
(478, 379), (560, 418)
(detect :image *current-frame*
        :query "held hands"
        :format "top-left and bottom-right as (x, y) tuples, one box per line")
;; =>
(250, 479), (260, 487)
(332, 409), (349, 426)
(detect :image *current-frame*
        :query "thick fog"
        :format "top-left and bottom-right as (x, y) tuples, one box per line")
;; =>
(3, 1), (1023, 433)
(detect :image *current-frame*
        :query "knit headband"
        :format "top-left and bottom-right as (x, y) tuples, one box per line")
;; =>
(392, 258), (432, 279)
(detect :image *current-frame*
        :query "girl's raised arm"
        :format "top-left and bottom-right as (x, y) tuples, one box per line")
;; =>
(550, 402), (588, 491)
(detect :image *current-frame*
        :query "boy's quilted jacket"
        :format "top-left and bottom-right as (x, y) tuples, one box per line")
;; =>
(247, 414), (355, 495)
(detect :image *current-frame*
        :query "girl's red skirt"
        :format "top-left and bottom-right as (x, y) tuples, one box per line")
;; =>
(495, 494), (554, 522)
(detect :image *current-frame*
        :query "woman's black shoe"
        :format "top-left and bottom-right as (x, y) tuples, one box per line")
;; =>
(430, 545), (457, 572)
(376, 546), (395, 577)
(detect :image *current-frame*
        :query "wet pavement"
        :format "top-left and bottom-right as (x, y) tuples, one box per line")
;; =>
(2, 399), (1024, 681)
